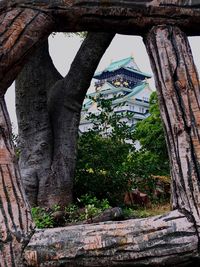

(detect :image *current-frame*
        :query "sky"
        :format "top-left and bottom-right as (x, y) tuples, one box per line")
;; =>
(5, 34), (200, 132)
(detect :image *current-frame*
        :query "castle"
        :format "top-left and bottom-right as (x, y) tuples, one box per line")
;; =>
(79, 56), (153, 133)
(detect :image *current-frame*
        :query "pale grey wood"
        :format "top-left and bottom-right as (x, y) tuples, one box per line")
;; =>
(145, 26), (200, 229)
(24, 210), (198, 266)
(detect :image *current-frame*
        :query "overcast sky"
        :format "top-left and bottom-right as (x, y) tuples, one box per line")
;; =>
(5, 34), (200, 132)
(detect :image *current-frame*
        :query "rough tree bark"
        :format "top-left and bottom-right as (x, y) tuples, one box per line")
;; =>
(0, 98), (33, 266)
(144, 25), (200, 229)
(2, 0), (200, 36)
(47, 32), (114, 207)
(16, 32), (114, 208)
(24, 210), (198, 267)
(0, 7), (54, 95)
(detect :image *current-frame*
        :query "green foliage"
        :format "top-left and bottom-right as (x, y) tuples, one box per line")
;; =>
(75, 131), (133, 205)
(82, 204), (101, 221)
(133, 91), (169, 176)
(76, 95), (138, 203)
(79, 194), (110, 210)
(75, 97), (135, 205)
(87, 96), (134, 142)
(75, 91), (170, 206)
(64, 204), (80, 223)
(31, 195), (111, 228)
(65, 195), (111, 223)
(31, 207), (54, 228)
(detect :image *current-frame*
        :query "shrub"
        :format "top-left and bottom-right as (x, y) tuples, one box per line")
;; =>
(75, 132), (133, 205)
(75, 92), (170, 206)
(31, 207), (54, 228)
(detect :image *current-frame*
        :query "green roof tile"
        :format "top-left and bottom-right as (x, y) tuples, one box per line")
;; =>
(94, 56), (151, 79)
(113, 82), (148, 104)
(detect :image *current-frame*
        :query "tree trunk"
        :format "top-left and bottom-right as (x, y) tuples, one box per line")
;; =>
(0, 97), (33, 266)
(15, 40), (62, 207)
(47, 32), (115, 208)
(16, 32), (114, 208)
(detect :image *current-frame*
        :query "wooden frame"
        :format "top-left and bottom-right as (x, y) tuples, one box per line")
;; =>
(1, 1), (200, 266)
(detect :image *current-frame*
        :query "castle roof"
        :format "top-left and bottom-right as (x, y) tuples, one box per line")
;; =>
(112, 82), (150, 105)
(94, 56), (152, 80)
(82, 56), (153, 113)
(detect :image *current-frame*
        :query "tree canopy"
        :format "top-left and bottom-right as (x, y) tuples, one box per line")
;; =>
(134, 91), (169, 176)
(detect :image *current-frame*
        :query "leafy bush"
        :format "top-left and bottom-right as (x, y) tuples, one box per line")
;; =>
(75, 92), (170, 206)
(32, 195), (111, 228)
(79, 194), (110, 210)
(75, 131), (134, 205)
(133, 91), (169, 176)
(75, 96), (136, 205)
(31, 207), (54, 228)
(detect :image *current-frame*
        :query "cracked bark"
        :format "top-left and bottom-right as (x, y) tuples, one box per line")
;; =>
(24, 210), (199, 266)
(2, 1), (200, 36)
(0, 8), (54, 96)
(0, 98), (33, 266)
(145, 25), (200, 251)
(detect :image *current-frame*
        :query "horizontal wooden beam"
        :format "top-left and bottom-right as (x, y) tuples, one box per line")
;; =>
(2, 1), (200, 95)
(24, 210), (199, 266)
(2, 1), (200, 35)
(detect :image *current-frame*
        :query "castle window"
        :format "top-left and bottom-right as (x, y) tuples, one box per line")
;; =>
(139, 107), (145, 113)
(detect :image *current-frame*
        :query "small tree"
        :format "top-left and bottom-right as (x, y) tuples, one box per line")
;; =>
(75, 97), (135, 205)
(133, 91), (170, 176)
(75, 93), (170, 205)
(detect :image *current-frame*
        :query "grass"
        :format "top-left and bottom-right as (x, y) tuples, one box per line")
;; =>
(123, 202), (171, 219)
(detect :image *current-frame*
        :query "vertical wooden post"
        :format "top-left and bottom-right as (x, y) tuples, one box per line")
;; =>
(145, 26), (200, 233)
(0, 97), (34, 266)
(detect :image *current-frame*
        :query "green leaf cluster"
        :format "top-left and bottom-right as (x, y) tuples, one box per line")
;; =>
(75, 131), (133, 205)
(133, 91), (169, 176)
(75, 92), (170, 205)
(32, 195), (111, 228)
(31, 207), (54, 228)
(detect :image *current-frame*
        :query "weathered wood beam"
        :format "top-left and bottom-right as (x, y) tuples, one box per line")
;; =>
(0, 8), (54, 96)
(2, 1), (200, 95)
(1, 2), (200, 266)
(145, 26), (200, 231)
(2, 1), (200, 35)
(24, 210), (199, 266)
